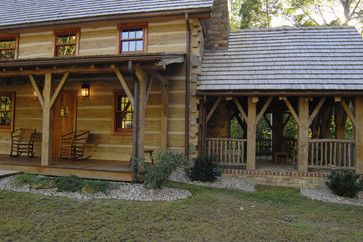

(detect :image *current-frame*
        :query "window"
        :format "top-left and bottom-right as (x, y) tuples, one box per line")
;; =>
(115, 94), (134, 132)
(54, 30), (79, 57)
(0, 94), (14, 130)
(119, 24), (147, 53)
(0, 36), (17, 60)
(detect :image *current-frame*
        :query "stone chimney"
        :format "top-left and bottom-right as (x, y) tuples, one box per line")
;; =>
(204, 0), (231, 49)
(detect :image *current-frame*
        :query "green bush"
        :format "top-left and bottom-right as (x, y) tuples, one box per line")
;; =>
(14, 174), (55, 189)
(54, 176), (85, 192)
(143, 150), (187, 190)
(14, 174), (39, 186)
(186, 156), (221, 182)
(326, 170), (361, 198)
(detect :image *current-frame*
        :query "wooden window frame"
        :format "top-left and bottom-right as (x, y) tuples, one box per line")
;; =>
(113, 92), (134, 134)
(118, 23), (148, 54)
(53, 29), (80, 57)
(0, 34), (19, 60)
(0, 92), (15, 132)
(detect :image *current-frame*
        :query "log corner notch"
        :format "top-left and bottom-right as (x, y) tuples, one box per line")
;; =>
(29, 72), (70, 166)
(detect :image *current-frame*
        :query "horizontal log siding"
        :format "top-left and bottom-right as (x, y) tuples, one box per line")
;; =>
(0, 70), (187, 160)
(15, 18), (186, 59)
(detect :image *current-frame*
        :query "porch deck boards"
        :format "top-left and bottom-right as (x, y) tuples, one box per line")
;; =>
(0, 155), (133, 182)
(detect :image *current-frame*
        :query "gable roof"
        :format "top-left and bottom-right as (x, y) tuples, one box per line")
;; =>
(199, 26), (363, 92)
(0, 0), (213, 29)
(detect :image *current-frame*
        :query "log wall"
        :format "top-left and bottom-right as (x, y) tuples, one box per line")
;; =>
(15, 17), (187, 59)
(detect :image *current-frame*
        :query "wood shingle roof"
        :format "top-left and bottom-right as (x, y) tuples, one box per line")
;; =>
(199, 26), (363, 92)
(0, 0), (213, 29)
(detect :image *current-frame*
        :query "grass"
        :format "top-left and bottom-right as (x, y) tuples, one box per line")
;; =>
(0, 182), (362, 241)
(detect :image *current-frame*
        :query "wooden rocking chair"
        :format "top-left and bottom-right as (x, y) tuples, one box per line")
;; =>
(10, 128), (36, 158)
(59, 130), (91, 160)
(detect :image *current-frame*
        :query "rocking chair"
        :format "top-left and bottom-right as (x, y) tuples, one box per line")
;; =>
(59, 130), (91, 160)
(10, 128), (36, 158)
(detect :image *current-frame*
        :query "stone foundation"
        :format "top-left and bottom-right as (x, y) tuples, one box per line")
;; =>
(223, 169), (328, 189)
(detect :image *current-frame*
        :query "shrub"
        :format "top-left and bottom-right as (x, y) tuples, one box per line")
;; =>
(82, 180), (109, 194)
(143, 150), (186, 189)
(326, 170), (361, 198)
(54, 176), (85, 192)
(14, 174), (39, 186)
(186, 156), (221, 182)
(14, 174), (55, 189)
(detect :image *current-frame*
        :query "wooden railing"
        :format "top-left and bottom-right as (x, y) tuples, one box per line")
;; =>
(206, 138), (247, 166)
(308, 139), (355, 169)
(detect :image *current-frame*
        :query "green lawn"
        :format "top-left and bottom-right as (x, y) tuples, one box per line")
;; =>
(0, 183), (362, 241)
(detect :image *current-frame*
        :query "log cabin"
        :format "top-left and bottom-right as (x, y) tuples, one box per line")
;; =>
(0, 0), (362, 186)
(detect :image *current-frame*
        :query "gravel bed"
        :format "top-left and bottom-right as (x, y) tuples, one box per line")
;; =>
(0, 176), (191, 202)
(169, 169), (256, 192)
(301, 186), (363, 206)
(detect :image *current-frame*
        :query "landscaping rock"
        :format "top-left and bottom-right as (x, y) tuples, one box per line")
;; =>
(301, 186), (363, 206)
(0, 176), (191, 202)
(169, 169), (256, 192)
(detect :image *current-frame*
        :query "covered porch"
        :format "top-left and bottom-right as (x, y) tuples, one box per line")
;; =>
(198, 94), (362, 175)
(0, 54), (183, 181)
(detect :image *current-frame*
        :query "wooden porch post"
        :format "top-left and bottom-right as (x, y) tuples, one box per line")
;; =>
(247, 97), (257, 170)
(41, 73), (52, 166)
(298, 97), (309, 172)
(135, 68), (147, 159)
(354, 97), (363, 175)
(160, 83), (169, 149)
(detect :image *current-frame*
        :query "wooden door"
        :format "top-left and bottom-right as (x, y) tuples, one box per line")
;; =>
(52, 90), (78, 158)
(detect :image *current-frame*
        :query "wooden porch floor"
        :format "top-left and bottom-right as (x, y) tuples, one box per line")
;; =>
(0, 155), (133, 182)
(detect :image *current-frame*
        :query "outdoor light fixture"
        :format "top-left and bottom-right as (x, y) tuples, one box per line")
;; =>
(81, 84), (90, 97)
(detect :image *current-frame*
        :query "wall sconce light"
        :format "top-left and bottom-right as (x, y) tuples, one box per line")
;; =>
(33, 91), (38, 97)
(81, 84), (90, 97)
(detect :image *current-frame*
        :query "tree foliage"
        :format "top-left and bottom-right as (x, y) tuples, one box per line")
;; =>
(238, 0), (281, 29)
(233, 0), (363, 29)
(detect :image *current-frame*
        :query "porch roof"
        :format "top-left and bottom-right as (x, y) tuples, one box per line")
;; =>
(0, 53), (184, 76)
(0, 0), (213, 30)
(199, 26), (363, 93)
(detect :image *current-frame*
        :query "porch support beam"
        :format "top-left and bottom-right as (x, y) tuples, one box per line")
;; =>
(160, 80), (169, 149)
(112, 66), (135, 105)
(145, 75), (153, 106)
(41, 73), (53, 166)
(256, 97), (273, 123)
(135, 67), (148, 159)
(29, 74), (44, 108)
(297, 97), (309, 172)
(340, 99), (357, 128)
(308, 97), (327, 126)
(233, 97), (248, 122)
(246, 97), (257, 170)
(281, 97), (300, 125)
(50, 72), (70, 108)
(354, 97), (363, 175)
(263, 113), (273, 130)
(206, 97), (222, 123)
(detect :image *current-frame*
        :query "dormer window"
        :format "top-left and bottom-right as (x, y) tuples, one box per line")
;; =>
(0, 36), (18, 60)
(119, 24), (147, 54)
(54, 29), (79, 57)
